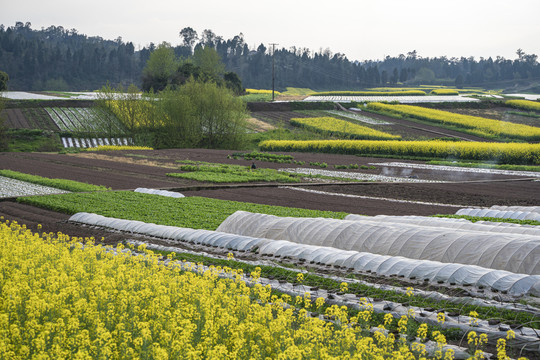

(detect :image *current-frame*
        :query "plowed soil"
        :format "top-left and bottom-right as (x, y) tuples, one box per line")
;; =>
(1, 149), (538, 242)
(2, 109), (32, 128)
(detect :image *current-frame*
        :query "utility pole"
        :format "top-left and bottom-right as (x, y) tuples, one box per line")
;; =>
(270, 43), (278, 101)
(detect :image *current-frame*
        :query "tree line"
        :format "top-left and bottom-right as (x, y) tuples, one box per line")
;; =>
(1, 22), (539, 91)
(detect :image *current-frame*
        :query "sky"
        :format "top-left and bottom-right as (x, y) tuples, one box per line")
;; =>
(2, 0), (540, 62)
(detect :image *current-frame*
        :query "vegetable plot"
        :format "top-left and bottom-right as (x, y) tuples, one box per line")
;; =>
(0, 176), (69, 198)
(70, 212), (540, 297)
(259, 139), (540, 165)
(366, 102), (540, 141)
(44, 107), (126, 134)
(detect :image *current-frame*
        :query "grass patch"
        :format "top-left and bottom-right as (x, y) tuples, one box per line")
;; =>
(17, 192), (347, 230)
(168, 164), (302, 183)
(5, 129), (63, 152)
(507, 111), (540, 119)
(281, 87), (315, 96)
(0, 169), (110, 192)
(229, 151), (295, 163)
(434, 214), (540, 226)
(241, 93), (274, 102)
(427, 160), (540, 172)
(170, 161), (359, 183)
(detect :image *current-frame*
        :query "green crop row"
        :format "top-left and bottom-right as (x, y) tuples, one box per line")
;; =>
(0, 169), (110, 192)
(290, 117), (401, 140)
(17, 192), (347, 230)
(229, 151), (294, 162)
(168, 164), (302, 183)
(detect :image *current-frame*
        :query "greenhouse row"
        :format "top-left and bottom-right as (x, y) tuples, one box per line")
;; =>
(456, 205), (540, 221)
(217, 211), (540, 275)
(69, 212), (540, 296)
(344, 214), (540, 236)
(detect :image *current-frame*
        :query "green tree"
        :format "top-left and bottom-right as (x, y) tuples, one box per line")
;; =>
(0, 71), (8, 91)
(141, 42), (179, 91)
(177, 79), (247, 149)
(179, 27), (198, 50)
(414, 67), (436, 84)
(224, 72), (243, 95)
(154, 88), (199, 148)
(114, 84), (144, 132)
(455, 74), (464, 89)
(94, 82), (117, 137)
(192, 46), (225, 83)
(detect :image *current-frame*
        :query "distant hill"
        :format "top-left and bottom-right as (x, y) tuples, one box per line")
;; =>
(1, 22), (539, 91)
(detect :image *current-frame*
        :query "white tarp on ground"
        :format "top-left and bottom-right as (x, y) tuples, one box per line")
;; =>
(216, 211), (540, 275)
(134, 188), (184, 198)
(344, 214), (540, 236)
(303, 95), (479, 103)
(68, 212), (540, 296)
(455, 208), (540, 221)
(489, 206), (540, 214)
(60, 137), (133, 148)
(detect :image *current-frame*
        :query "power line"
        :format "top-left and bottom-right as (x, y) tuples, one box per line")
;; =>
(269, 43), (278, 101)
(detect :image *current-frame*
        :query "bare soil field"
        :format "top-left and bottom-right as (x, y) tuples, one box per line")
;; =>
(1, 149), (538, 236)
(2, 109), (32, 128)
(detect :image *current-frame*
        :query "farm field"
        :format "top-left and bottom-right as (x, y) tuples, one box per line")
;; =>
(1, 148), (538, 217)
(2, 148), (540, 357)
(2, 93), (540, 358)
(442, 107), (540, 127)
(250, 109), (492, 141)
(1, 148), (540, 358)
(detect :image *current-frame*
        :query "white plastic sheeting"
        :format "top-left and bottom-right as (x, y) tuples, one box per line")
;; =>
(489, 206), (540, 214)
(134, 188), (184, 198)
(217, 211), (540, 275)
(60, 137), (133, 148)
(456, 208), (540, 221)
(69, 212), (271, 252)
(344, 214), (540, 236)
(68, 212), (540, 296)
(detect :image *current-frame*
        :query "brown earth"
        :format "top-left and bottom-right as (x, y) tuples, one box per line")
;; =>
(1, 149), (538, 241)
(2, 109), (32, 128)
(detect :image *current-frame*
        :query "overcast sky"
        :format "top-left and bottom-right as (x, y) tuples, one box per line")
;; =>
(3, 0), (539, 62)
